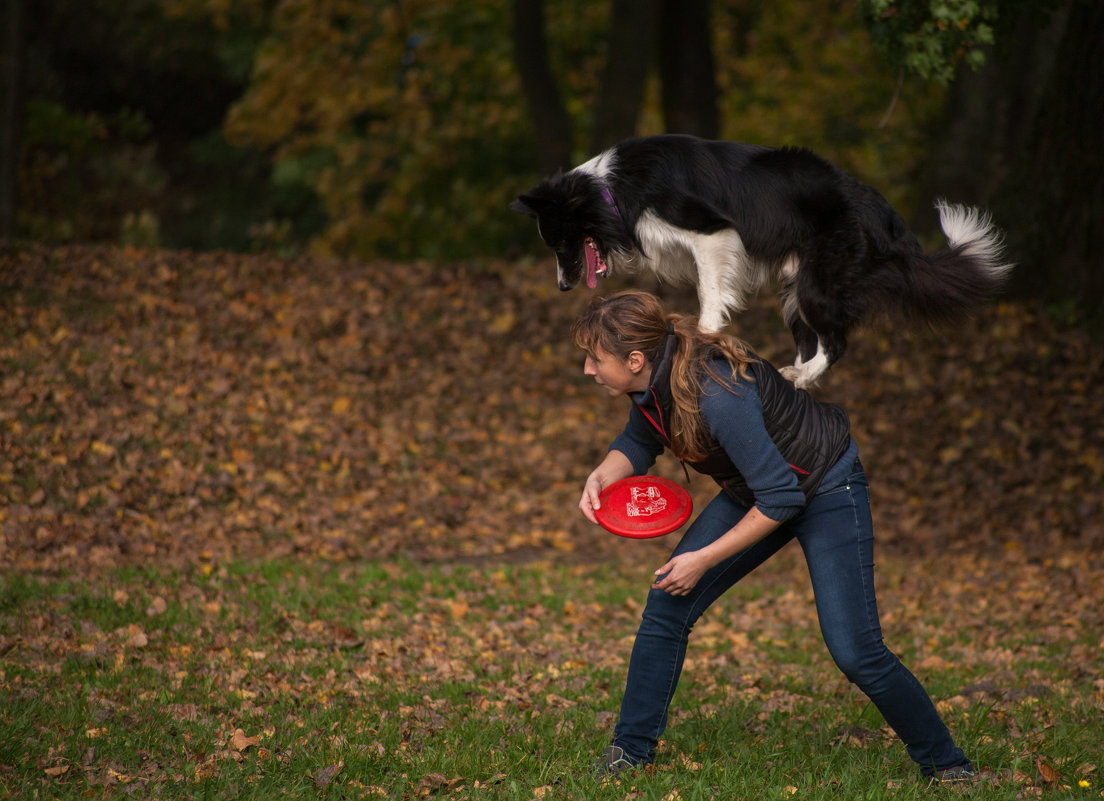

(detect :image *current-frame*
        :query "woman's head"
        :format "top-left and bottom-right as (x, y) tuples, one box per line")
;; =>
(572, 291), (756, 460)
(571, 290), (669, 366)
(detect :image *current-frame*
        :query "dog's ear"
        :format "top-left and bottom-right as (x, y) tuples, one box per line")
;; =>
(509, 195), (539, 218)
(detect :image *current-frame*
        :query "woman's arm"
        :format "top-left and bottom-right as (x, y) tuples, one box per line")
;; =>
(652, 506), (782, 596)
(701, 375), (806, 522)
(578, 449), (636, 524)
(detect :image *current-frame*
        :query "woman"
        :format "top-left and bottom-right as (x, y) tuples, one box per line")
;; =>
(572, 291), (974, 786)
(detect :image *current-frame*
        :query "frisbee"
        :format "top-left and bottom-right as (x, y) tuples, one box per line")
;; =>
(596, 476), (693, 538)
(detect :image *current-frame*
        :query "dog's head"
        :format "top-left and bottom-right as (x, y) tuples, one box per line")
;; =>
(510, 173), (615, 291)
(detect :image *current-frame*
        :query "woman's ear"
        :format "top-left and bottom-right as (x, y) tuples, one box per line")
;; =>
(626, 350), (648, 375)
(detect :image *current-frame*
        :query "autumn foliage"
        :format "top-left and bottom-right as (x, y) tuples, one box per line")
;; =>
(2, 244), (1101, 572)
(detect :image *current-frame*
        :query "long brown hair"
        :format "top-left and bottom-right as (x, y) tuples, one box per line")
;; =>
(571, 291), (756, 461)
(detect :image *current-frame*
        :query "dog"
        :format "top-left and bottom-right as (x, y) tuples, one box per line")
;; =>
(510, 134), (1011, 387)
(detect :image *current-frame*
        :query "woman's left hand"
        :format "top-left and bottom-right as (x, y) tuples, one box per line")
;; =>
(652, 550), (713, 596)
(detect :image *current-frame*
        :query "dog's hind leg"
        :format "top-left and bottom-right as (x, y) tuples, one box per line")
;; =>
(781, 335), (833, 389)
(779, 298), (831, 388)
(779, 267), (848, 388)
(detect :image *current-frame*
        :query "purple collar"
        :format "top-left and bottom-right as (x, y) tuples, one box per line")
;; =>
(600, 184), (630, 237)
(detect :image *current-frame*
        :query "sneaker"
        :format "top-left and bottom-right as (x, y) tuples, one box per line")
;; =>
(592, 745), (640, 779)
(927, 764), (976, 788)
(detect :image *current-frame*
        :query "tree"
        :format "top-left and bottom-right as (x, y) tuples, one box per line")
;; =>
(512, 0), (719, 165)
(588, 0), (663, 153)
(511, 0), (573, 173)
(989, 1), (1102, 314)
(0, 0), (26, 240)
(658, 0), (718, 140)
(860, 0), (1000, 85)
(8, 0), (302, 250)
(866, 0), (1103, 317)
(172, 0), (941, 261)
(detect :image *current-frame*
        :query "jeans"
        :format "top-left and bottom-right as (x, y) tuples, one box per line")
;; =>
(612, 459), (969, 777)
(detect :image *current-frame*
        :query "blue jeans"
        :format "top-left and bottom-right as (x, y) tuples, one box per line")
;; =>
(612, 459), (970, 777)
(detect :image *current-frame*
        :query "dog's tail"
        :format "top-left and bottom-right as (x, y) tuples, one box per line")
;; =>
(899, 201), (1013, 323)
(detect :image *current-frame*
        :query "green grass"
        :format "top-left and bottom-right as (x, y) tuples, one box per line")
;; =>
(1, 554), (1101, 800)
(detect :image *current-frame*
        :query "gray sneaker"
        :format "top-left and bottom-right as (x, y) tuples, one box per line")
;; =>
(927, 764), (976, 788)
(592, 745), (640, 779)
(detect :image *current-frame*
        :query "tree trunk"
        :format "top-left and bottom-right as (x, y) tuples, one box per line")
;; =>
(511, 0), (574, 173)
(916, 0), (1102, 316)
(993, 0), (1104, 313)
(0, 0), (26, 240)
(513, 0), (721, 168)
(659, 0), (718, 139)
(589, 0), (662, 154)
(914, 4), (1068, 222)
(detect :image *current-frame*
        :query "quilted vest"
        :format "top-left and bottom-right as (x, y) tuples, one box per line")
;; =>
(634, 338), (851, 507)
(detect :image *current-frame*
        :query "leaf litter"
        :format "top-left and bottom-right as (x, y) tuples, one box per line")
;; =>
(1, 244), (1102, 795)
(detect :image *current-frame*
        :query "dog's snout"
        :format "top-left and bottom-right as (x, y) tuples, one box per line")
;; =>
(556, 264), (575, 291)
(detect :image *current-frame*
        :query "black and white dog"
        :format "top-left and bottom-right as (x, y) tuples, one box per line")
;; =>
(511, 134), (1011, 387)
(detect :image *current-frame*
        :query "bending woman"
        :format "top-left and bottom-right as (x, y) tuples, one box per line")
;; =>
(573, 290), (974, 786)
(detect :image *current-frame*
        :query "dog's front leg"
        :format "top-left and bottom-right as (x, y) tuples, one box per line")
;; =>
(692, 231), (749, 333)
(696, 286), (728, 332)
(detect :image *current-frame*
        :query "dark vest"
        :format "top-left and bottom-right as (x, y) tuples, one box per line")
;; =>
(634, 339), (851, 507)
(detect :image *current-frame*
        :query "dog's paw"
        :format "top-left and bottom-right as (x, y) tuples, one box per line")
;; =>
(780, 364), (821, 389)
(779, 365), (800, 383)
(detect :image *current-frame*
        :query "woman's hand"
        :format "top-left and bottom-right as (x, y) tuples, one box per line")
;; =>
(652, 550), (713, 596)
(578, 450), (636, 525)
(653, 507), (784, 595)
(578, 472), (606, 524)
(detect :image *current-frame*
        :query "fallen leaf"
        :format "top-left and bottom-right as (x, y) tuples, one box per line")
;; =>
(314, 761), (344, 788)
(415, 773), (455, 796)
(448, 599), (469, 619)
(488, 311), (516, 334)
(107, 768), (135, 784)
(229, 729), (261, 752)
(194, 757), (220, 781)
(1037, 757), (1060, 784)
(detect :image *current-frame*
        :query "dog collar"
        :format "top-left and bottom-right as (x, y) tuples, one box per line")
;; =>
(600, 184), (630, 237)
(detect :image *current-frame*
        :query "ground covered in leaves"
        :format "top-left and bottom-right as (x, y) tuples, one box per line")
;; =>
(2, 245), (1103, 798)
(2, 244), (1101, 570)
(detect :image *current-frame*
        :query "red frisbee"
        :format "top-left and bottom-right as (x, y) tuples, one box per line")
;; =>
(596, 476), (693, 538)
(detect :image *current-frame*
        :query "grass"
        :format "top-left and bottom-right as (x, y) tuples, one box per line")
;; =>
(1, 550), (1101, 800)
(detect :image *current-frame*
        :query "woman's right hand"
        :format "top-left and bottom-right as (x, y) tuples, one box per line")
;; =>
(578, 450), (636, 525)
(579, 472), (606, 524)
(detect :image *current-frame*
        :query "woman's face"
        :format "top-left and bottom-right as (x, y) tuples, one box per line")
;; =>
(583, 346), (648, 396)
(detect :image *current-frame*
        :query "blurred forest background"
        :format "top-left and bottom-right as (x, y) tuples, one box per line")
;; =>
(1, 0), (1101, 319)
(3, 8), (1102, 796)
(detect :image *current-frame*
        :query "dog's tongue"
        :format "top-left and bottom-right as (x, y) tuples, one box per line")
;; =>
(585, 239), (599, 289)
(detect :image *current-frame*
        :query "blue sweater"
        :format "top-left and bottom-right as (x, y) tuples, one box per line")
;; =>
(610, 371), (857, 522)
